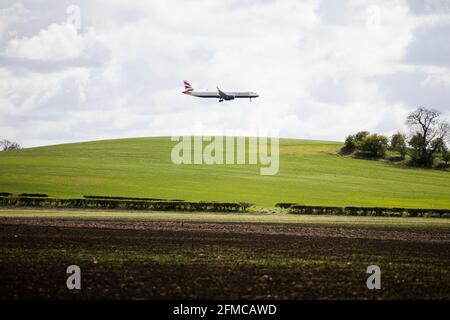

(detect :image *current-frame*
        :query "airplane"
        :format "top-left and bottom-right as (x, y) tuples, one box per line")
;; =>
(182, 80), (259, 102)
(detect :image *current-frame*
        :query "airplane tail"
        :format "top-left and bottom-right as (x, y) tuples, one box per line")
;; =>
(182, 80), (194, 94)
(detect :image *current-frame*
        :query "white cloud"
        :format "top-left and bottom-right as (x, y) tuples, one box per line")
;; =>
(0, 67), (89, 115)
(0, 0), (449, 147)
(0, 3), (31, 40)
(420, 66), (450, 88)
(5, 23), (93, 61)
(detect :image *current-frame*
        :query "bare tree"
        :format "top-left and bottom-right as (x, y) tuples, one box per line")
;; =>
(0, 140), (21, 151)
(406, 107), (450, 167)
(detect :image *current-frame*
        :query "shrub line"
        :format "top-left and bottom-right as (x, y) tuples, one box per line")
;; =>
(281, 204), (450, 218)
(0, 196), (252, 213)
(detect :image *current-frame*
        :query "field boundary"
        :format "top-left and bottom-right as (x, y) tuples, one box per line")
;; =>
(276, 203), (450, 218)
(0, 196), (252, 212)
(0, 194), (449, 217)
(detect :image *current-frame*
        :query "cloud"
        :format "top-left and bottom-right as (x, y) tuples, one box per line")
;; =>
(404, 21), (450, 67)
(0, 0), (449, 147)
(5, 23), (92, 61)
(0, 3), (31, 40)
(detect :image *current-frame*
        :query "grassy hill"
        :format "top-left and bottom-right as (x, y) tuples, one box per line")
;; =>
(0, 137), (449, 208)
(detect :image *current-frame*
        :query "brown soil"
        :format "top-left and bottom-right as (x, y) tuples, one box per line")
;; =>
(1, 217), (449, 299)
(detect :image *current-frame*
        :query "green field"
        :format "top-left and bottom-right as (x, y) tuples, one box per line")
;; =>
(0, 137), (449, 208)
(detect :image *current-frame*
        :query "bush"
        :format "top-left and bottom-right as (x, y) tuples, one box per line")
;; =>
(390, 132), (407, 159)
(0, 192), (12, 197)
(289, 205), (344, 215)
(275, 203), (296, 208)
(354, 131), (370, 144)
(84, 195), (166, 201)
(0, 140), (20, 151)
(342, 135), (357, 153)
(286, 205), (449, 218)
(442, 149), (450, 166)
(0, 197), (253, 213)
(341, 131), (370, 154)
(18, 193), (48, 197)
(358, 134), (389, 158)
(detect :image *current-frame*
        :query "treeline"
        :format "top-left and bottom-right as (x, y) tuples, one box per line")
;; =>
(341, 107), (450, 168)
(341, 131), (390, 158)
(2, 193), (448, 217)
(0, 192), (48, 197)
(0, 195), (252, 212)
(276, 203), (449, 218)
(2, 193), (184, 201)
(0, 139), (20, 151)
(83, 195), (182, 201)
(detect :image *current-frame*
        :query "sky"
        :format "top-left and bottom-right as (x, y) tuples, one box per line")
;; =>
(0, 0), (449, 147)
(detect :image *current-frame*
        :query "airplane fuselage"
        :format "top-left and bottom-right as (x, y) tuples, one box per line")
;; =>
(188, 91), (259, 99)
(182, 81), (259, 102)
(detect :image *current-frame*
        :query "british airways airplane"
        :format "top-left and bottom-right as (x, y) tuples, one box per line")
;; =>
(182, 80), (259, 102)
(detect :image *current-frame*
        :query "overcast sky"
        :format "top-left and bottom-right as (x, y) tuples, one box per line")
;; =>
(1, 0), (450, 147)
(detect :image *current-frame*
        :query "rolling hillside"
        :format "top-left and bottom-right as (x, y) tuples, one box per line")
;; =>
(0, 137), (449, 208)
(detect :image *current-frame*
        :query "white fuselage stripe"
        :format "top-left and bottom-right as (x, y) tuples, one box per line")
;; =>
(190, 91), (258, 98)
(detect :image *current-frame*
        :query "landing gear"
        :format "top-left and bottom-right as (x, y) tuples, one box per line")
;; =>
(219, 99), (224, 102)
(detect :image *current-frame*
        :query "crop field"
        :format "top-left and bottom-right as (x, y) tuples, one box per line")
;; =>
(0, 137), (449, 208)
(1, 138), (449, 300)
(1, 209), (449, 299)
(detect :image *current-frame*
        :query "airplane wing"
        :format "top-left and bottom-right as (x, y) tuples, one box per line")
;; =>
(217, 87), (235, 100)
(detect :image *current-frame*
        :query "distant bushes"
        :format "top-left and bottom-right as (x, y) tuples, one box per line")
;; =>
(0, 196), (253, 213)
(19, 193), (48, 197)
(2, 193), (447, 217)
(0, 192), (13, 197)
(341, 131), (388, 158)
(389, 132), (407, 159)
(289, 205), (345, 215)
(0, 139), (20, 151)
(288, 204), (449, 218)
(341, 108), (450, 169)
(342, 131), (369, 154)
(358, 134), (389, 158)
(275, 203), (297, 209)
(0, 192), (48, 197)
(83, 195), (168, 201)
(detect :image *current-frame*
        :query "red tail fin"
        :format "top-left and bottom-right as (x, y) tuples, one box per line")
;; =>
(183, 80), (194, 94)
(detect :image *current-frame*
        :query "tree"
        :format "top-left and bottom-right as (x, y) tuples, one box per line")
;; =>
(431, 137), (446, 153)
(0, 140), (21, 151)
(341, 131), (370, 154)
(408, 133), (422, 164)
(442, 148), (450, 166)
(358, 134), (389, 158)
(354, 131), (370, 144)
(390, 132), (407, 159)
(343, 135), (357, 153)
(406, 107), (450, 167)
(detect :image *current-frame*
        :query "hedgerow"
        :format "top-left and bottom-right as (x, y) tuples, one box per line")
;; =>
(0, 192), (12, 197)
(275, 203), (296, 209)
(18, 193), (48, 197)
(0, 197), (252, 212)
(83, 195), (168, 201)
(288, 205), (449, 218)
